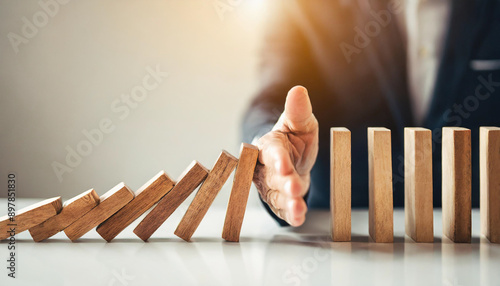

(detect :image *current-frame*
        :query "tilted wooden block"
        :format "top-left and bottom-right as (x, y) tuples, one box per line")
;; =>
(175, 150), (238, 241)
(368, 127), (393, 243)
(480, 127), (500, 244)
(134, 162), (209, 241)
(442, 127), (471, 243)
(404, 128), (434, 242)
(64, 183), (134, 241)
(330, 128), (351, 242)
(0, 197), (62, 240)
(97, 171), (175, 242)
(29, 189), (100, 242)
(222, 143), (259, 242)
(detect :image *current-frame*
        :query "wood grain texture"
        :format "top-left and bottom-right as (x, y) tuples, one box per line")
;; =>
(64, 183), (134, 241)
(330, 128), (351, 242)
(222, 143), (259, 242)
(134, 162), (209, 241)
(175, 150), (238, 241)
(0, 197), (62, 240)
(442, 127), (471, 243)
(480, 127), (500, 243)
(29, 189), (100, 242)
(368, 127), (393, 243)
(97, 171), (175, 242)
(404, 128), (434, 242)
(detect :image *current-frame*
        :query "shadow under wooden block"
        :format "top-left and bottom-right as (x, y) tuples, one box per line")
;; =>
(134, 162), (209, 241)
(29, 189), (100, 242)
(0, 197), (62, 240)
(97, 170), (175, 242)
(64, 183), (134, 241)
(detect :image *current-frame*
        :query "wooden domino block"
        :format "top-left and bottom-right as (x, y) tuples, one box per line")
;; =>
(330, 128), (351, 242)
(404, 128), (434, 242)
(134, 161), (209, 241)
(0, 197), (62, 240)
(222, 143), (259, 242)
(480, 127), (500, 243)
(64, 183), (134, 241)
(368, 127), (393, 243)
(97, 171), (175, 242)
(442, 127), (471, 243)
(175, 150), (238, 241)
(29, 189), (100, 242)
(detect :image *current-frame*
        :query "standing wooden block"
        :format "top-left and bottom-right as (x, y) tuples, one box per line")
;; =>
(442, 127), (471, 243)
(222, 143), (259, 242)
(97, 171), (175, 242)
(0, 197), (62, 240)
(134, 161), (209, 241)
(480, 127), (500, 243)
(330, 128), (351, 242)
(368, 127), (393, 243)
(404, 128), (434, 242)
(175, 150), (238, 241)
(29, 189), (100, 242)
(64, 183), (134, 241)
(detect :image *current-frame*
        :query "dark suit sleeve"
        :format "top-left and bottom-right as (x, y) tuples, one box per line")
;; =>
(241, 3), (315, 226)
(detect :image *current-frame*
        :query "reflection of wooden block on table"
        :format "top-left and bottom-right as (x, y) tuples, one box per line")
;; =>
(97, 171), (175, 242)
(222, 143), (259, 242)
(330, 128), (351, 242)
(175, 150), (238, 241)
(442, 127), (471, 243)
(0, 197), (62, 240)
(134, 162), (209, 241)
(29, 189), (100, 242)
(480, 127), (500, 244)
(404, 128), (433, 243)
(368, 127), (393, 243)
(64, 183), (134, 241)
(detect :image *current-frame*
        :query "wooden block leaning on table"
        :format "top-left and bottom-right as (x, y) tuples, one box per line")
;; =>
(222, 143), (259, 242)
(0, 197), (62, 240)
(64, 183), (134, 241)
(404, 128), (434, 243)
(330, 128), (351, 242)
(134, 161), (209, 241)
(29, 189), (100, 242)
(175, 150), (238, 241)
(97, 171), (175, 242)
(442, 127), (471, 243)
(368, 127), (394, 243)
(480, 126), (500, 244)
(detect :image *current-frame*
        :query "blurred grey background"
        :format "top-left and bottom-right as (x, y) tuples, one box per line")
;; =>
(0, 0), (266, 207)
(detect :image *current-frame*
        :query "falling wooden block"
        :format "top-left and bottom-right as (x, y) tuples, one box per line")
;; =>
(442, 127), (471, 243)
(404, 128), (434, 242)
(29, 189), (100, 242)
(480, 127), (500, 244)
(64, 183), (134, 241)
(222, 143), (259, 242)
(330, 127), (351, 242)
(97, 171), (175, 242)
(134, 161), (209, 241)
(175, 150), (238, 241)
(0, 197), (62, 240)
(368, 127), (393, 243)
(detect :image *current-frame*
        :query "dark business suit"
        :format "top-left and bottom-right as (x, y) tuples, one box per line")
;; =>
(242, 0), (500, 224)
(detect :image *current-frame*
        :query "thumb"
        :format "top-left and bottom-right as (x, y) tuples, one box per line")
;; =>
(281, 86), (315, 133)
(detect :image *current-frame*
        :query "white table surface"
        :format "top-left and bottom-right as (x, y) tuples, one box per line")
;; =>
(0, 198), (499, 286)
